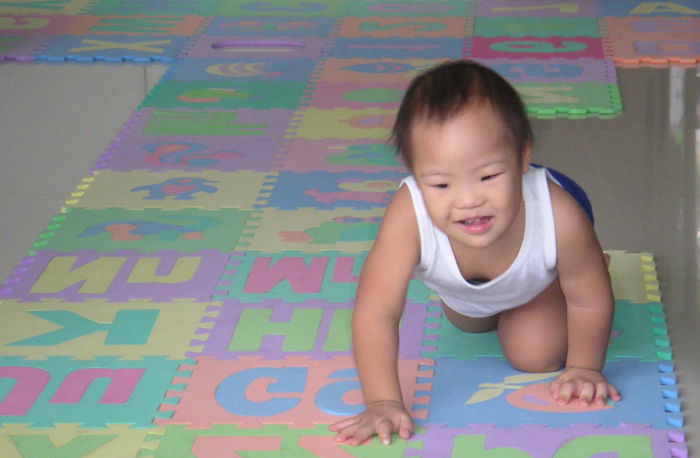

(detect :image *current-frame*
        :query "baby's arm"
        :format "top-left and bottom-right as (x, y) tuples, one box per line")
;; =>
(549, 182), (621, 406)
(330, 186), (421, 445)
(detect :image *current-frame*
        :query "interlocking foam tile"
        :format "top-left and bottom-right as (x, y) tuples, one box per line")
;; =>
(1, 424), (153, 458)
(424, 357), (682, 429)
(422, 298), (673, 362)
(0, 250), (231, 302)
(517, 81), (622, 117)
(608, 250), (661, 302)
(187, 299), (429, 360)
(180, 35), (330, 60)
(597, 0), (700, 18)
(212, 250), (435, 304)
(34, 34), (188, 62)
(0, 299), (219, 360)
(603, 17), (700, 66)
(308, 81), (405, 111)
(288, 107), (396, 140)
(236, 208), (382, 253)
(609, 300), (673, 362)
(216, 0), (349, 18)
(61, 170), (271, 211)
(142, 424), (422, 457)
(0, 356), (192, 427)
(157, 355), (432, 429)
(29, 208), (251, 254)
(262, 171), (401, 210)
(203, 16), (337, 37)
(140, 80), (309, 111)
(347, 1), (472, 18)
(130, 107), (295, 138)
(475, 1), (598, 19)
(332, 37), (464, 60)
(97, 133), (287, 173)
(0, 0), (90, 15)
(475, 17), (601, 38)
(0, 34), (48, 61)
(472, 36), (605, 60)
(317, 58), (437, 84)
(63, 15), (209, 37)
(212, 251), (363, 303)
(163, 57), (319, 83)
(84, 0), (221, 16)
(487, 57), (618, 84)
(422, 305), (505, 361)
(337, 17), (471, 39)
(0, 14), (77, 35)
(281, 138), (407, 174)
(409, 424), (687, 458)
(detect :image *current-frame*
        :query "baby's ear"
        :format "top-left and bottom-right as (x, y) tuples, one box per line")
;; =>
(520, 143), (532, 174)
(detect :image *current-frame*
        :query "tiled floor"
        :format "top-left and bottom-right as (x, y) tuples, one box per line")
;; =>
(0, 63), (698, 452)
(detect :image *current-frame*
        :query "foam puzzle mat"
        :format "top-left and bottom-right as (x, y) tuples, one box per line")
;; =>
(0, 0), (697, 456)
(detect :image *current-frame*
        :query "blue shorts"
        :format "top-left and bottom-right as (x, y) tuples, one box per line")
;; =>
(532, 164), (594, 225)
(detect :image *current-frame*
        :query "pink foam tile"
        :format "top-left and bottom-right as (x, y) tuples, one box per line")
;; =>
(471, 36), (604, 60)
(158, 355), (433, 429)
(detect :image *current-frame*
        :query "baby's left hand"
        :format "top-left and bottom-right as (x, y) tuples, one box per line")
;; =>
(549, 367), (621, 407)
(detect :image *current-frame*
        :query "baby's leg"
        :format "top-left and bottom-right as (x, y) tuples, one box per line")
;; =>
(441, 302), (499, 333)
(497, 280), (568, 373)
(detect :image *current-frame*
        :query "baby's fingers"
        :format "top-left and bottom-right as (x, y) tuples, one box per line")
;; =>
(376, 419), (395, 446)
(551, 381), (575, 405)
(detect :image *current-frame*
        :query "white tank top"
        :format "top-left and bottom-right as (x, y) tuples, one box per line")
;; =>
(402, 166), (558, 318)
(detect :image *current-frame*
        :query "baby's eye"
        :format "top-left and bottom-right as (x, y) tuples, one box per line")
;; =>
(481, 173), (501, 182)
(432, 183), (449, 189)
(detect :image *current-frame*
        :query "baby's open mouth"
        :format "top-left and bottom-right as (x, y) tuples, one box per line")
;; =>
(461, 216), (492, 226)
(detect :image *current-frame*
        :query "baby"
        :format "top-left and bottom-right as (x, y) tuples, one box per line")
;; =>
(331, 59), (621, 446)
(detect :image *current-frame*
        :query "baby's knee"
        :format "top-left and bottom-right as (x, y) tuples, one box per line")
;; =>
(442, 302), (498, 333)
(509, 357), (563, 374)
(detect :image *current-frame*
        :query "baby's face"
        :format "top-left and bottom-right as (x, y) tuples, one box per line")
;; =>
(409, 103), (530, 252)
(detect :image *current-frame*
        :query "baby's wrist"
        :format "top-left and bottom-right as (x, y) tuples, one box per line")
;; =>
(366, 399), (405, 409)
(565, 364), (602, 373)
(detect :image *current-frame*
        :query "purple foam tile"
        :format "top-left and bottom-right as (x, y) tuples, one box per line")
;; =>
(0, 34), (52, 58)
(0, 14), (78, 35)
(187, 299), (429, 360)
(282, 138), (407, 173)
(36, 34), (189, 61)
(95, 134), (286, 173)
(484, 58), (617, 84)
(475, 0), (597, 18)
(0, 250), (232, 302)
(203, 16), (337, 37)
(180, 35), (329, 60)
(409, 424), (687, 458)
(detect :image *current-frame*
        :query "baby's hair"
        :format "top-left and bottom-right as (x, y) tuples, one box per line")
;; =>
(391, 59), (533, 168)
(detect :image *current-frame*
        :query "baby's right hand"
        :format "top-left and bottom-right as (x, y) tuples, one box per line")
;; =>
(329, 400), (414, 446)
